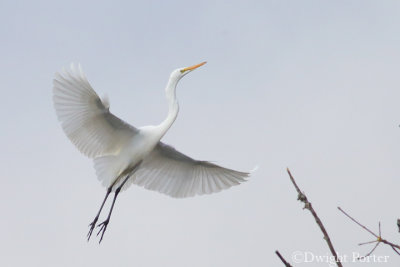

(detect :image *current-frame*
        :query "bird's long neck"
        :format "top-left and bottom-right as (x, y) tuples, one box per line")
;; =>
(155, 77), (180, 139)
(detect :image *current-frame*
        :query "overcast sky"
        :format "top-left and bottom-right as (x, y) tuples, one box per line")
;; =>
(1, 1), (400, 266)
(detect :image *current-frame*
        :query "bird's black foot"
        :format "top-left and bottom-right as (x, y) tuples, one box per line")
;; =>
(87, 217), (99, 241)
(96, 219), (110, 243)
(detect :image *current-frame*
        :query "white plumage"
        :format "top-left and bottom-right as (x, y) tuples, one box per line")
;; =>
(53, 62), (249, 242)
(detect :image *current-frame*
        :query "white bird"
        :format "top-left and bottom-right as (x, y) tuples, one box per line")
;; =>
(53, 62), (249, 243)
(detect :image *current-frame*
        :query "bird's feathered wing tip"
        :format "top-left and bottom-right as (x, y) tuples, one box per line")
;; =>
(128, 142), (250, 198)
(249, 165), (259, 173)
(52, 63), (138, 158)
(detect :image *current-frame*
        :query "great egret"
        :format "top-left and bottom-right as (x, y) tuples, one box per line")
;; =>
(53, 62), (249, 243)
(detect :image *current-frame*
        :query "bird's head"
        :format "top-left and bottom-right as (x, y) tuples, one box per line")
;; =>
(170, 61), (207, 81)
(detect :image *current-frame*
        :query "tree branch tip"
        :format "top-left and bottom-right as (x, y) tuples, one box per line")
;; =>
(359, 240), (378, 246)
(275, 250), (293, 267)
(285, 168), (343, 267)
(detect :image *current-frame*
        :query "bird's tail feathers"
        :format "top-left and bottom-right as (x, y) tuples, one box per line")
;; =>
(93, 155), (121, 189)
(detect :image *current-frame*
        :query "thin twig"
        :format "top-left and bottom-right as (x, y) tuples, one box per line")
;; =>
(337, 207), (378, 238)
(358, 241), (380, 260)
(397, 219), (400, 233)
(338, 207), (400, 257)
(275, 250), (293, 267)
(286, 168), (343, 267)
(358, 240), (378, 246)
(391, 246), (400, 256)
(379, 222), (381, 237)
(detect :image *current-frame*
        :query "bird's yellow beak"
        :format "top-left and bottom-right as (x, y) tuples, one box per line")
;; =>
(181, 61), (207, 73)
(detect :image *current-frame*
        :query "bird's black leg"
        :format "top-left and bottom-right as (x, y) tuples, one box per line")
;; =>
(96, 173), (132, 243)
(87, 186), (112, 241)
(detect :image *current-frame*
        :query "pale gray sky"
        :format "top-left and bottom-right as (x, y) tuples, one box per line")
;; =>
(1, 1), (399, 266)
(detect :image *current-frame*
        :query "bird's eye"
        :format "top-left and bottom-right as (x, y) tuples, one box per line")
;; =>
(180, 69), (186, 73)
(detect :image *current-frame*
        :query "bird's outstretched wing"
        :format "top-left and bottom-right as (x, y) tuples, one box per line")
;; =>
(132, 142), (249, 198)
(53, 64), (138, 158)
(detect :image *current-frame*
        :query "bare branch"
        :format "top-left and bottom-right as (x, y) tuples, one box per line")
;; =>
(286, 168), (343, 267)
(338, 207), (400, 257)
(397, 219), (400, 233)
(275, 250), (293, 267)
(337, 207), (378, 238)
(391, 246), (400, 256)
(381, 239), (400, 255)
(359, 240), (378, 246)
(358, 241), (380, 260)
